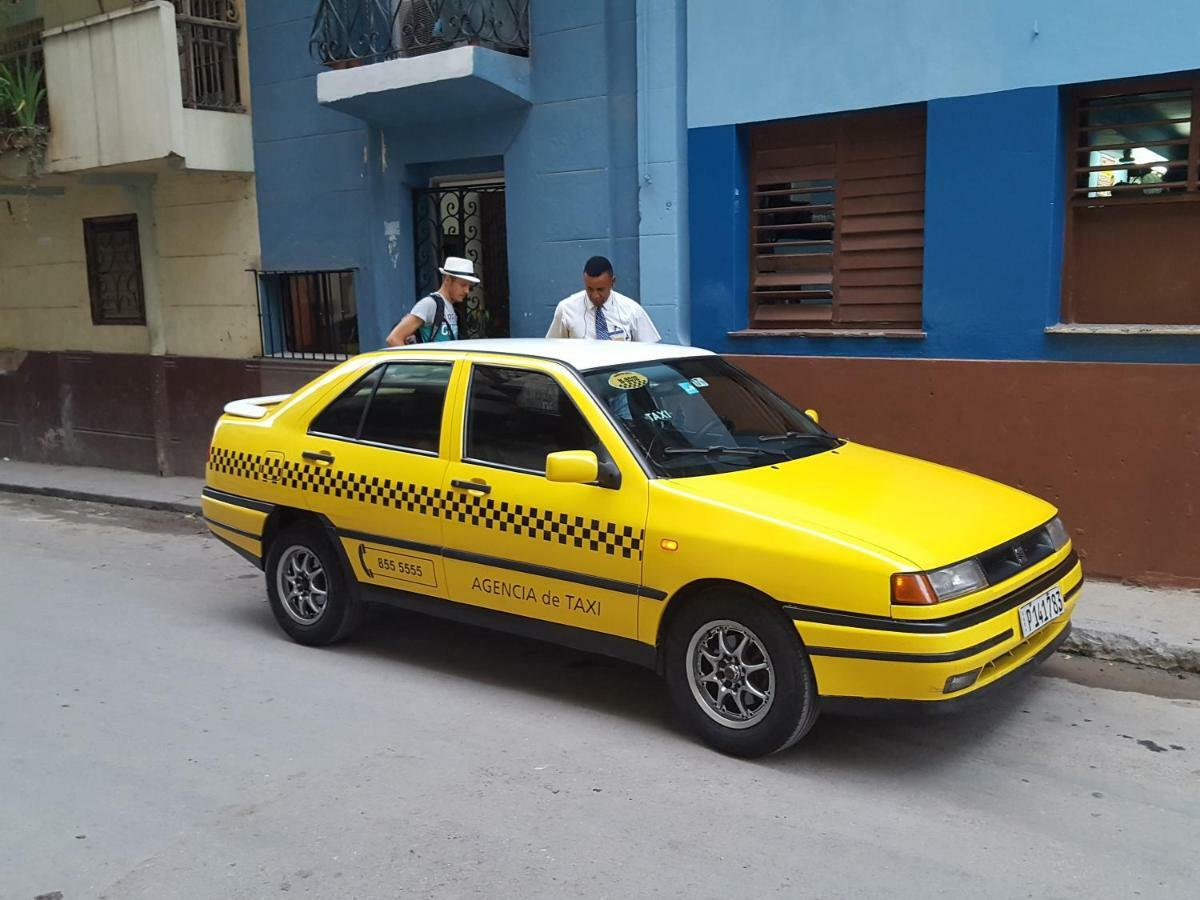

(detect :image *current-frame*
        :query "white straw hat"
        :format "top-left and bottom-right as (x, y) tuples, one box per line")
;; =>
(439, 256), (480, 284)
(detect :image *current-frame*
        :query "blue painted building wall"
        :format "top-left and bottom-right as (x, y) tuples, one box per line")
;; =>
(247, 4), (373, 275)
(686, 0), (1200, 364)
(247, 0), (688, 349)
(689, 0), (1200, 129)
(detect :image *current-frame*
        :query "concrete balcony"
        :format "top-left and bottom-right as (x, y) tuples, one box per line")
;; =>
(311, 0), (530, 126)
(317, 44), (529, 126)
(41, 0), (253, 175)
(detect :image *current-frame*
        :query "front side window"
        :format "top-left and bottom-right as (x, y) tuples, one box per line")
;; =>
(583, 357), (839, 478)
(308, 362), (452, 453)
(465, 366), (603, 473)
(749, 105), (925, 330)
(1064, 76), (1200, 324)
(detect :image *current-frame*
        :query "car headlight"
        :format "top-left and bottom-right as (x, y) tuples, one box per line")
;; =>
(927, 559), (988, 602)
(892, 558), (987, 605)
(1045, 516), (1070, 551)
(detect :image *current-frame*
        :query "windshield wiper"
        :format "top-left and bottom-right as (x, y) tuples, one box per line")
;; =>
(758, 431), (840, 444)
(662, 445), (786, 458)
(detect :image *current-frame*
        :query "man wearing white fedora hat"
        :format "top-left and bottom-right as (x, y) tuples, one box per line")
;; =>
(385, 256), (479, 346)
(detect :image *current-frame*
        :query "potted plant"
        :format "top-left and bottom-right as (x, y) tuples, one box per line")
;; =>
(0, 53), (49, 177)
(0, 53), (47, 128)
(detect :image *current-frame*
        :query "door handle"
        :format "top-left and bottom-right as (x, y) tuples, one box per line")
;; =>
(303, 450), (335, 464)
(451, 478), (491, 495)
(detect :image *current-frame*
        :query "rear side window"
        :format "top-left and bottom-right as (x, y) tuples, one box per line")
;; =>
(308, 367), (382, 438)
(308, 362), (453, 453)
(359, 363), (453, 452)
(465, 365), (603, 472)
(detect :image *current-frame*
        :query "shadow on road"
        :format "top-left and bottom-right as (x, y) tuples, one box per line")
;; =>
(225, 596), (1044, 771)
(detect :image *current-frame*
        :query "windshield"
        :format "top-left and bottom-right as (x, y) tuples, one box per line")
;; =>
(582, 357), (840, 477)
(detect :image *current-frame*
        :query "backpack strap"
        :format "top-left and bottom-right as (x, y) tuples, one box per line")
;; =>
(431, 294), (446, 336)
(414, 293), (446, 344)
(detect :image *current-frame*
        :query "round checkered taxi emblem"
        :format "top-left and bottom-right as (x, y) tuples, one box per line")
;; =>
(608, 371), (649, 390)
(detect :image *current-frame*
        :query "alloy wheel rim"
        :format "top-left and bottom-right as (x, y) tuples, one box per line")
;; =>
(686, 619), (775, 729)
(276, 545), (329, 625)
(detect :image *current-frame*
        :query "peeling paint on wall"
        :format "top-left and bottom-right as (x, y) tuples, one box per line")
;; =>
(384, 220), (401, 268)
(0, 351), (29, 374)
(380, 133), (388, 173)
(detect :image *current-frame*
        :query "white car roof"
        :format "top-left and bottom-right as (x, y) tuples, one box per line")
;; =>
(384, 338), (715, 372)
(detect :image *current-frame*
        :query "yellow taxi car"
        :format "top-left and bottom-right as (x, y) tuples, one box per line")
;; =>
(202, 339), (1081, 757)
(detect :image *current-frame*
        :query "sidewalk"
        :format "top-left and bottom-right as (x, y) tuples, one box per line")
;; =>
(1, 458), (1196, 673)
(0, 459), (203, 515)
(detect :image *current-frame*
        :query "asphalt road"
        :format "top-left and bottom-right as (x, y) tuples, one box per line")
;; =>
(2, 494), (1198, 900)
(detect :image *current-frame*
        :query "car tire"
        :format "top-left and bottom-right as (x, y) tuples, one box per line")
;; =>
(665, 589), (819, 757)
(265, 523), (362, 646)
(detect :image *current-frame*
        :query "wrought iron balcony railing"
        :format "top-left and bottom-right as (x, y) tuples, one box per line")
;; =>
(173, 0), (243, 112)
(310, 0), (530, 67)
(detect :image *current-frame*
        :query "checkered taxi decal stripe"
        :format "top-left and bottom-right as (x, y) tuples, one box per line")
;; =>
(208, 447), (644, 560)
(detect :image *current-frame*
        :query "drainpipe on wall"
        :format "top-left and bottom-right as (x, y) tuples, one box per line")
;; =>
(635, 0), (689, 344)
(122, 178), (167, 357)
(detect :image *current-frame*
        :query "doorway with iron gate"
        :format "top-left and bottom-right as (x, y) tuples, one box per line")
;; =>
(413, 179), (510, 339)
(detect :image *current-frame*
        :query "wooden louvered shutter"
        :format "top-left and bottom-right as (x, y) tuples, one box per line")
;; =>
(749, 106), (925, 330)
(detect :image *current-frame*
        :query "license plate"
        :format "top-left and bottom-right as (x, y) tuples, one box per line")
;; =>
(1017, 585), (1064, 639)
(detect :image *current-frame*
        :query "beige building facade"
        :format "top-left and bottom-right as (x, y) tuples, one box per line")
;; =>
(1, 170), (261, 358)
(0, 1), (305, 476)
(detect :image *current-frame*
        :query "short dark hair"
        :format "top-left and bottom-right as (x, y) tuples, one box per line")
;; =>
(583, 256), (614, 278)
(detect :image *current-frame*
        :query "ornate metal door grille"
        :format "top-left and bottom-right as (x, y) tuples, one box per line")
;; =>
(413, 182), (509, 339)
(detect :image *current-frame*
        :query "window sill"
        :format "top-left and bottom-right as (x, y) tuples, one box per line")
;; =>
(727, 328), (927, 339)
(1045, 324), (1200, 336)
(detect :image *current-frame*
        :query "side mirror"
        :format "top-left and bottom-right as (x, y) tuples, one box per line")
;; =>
(804, 408), (820, 424)
(546, 450), (599, 485)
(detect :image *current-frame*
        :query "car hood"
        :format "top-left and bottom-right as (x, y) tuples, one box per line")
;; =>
(662, 442), (1056, 569)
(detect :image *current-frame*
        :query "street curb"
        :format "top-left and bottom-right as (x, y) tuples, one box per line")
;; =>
(1063, 625), (1200, 675)
(4, 480), (1196, 675)
(0, 482), (202, 517)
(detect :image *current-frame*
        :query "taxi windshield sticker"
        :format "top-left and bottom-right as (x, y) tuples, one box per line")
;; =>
(677, 381), (699, 395)
(609, 371), (649, 390)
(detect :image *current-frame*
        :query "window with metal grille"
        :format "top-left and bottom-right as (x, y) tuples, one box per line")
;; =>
(1063, 75), (1200, 324)
(258, 270), (359, 360)
(172, 0), (243, 112)
(83, 215), (147, 326)
(748, 106), (925, 331)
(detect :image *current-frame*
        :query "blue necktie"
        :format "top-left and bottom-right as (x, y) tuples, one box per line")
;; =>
(595, 303), (611, 340)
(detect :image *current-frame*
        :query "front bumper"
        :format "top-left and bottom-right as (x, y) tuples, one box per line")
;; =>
(820, 621), (1072, 716)
(788, 550), (1082, 704)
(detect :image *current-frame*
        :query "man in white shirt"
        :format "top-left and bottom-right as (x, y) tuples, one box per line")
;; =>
(545, 256), (661, 342)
